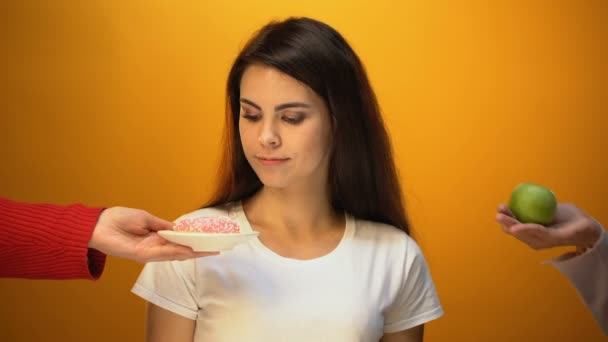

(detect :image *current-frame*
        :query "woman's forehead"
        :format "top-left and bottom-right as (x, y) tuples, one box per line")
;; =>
(240, 64), (319, 105)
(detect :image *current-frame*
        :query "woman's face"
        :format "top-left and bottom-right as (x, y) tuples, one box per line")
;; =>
(238, 64), (333, 191)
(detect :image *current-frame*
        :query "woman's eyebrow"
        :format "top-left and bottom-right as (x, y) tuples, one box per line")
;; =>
(274, 102), (312, 111)
(240, 98), (312, 112)
(240, 98), (261, 110)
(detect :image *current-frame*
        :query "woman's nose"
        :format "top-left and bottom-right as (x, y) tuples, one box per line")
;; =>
(258, 122), (281, 148)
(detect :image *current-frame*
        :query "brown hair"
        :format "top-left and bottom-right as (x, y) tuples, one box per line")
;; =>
(205, 17), (410, 235)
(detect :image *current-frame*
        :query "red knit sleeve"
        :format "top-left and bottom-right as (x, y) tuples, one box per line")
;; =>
(0, 198), (107, 280)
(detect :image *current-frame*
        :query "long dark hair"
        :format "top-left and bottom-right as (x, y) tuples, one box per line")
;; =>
(205, 17), (410, 235)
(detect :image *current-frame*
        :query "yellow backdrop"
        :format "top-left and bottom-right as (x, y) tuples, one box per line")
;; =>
(1, 1), (606, 341)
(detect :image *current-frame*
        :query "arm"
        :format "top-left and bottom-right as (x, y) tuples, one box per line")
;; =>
(383, 237), (443, 338)
(146, 303), (195, 342)
(0, 197), (215, 280)
(381, 325), (424, 342)
(496, 203), (607, 335)
(549, 228), (608, 335)
(0, 197), (106, 280)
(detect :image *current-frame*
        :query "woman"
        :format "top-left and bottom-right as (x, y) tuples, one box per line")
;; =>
(132, 17), (443, 341)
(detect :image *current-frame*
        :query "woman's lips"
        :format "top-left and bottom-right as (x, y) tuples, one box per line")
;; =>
(257, 157), (289, 166)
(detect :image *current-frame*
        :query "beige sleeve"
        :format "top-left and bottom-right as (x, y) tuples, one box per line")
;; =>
(548, 228), (608, 335)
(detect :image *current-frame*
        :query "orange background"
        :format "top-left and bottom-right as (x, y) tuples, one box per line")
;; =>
(1, 1), (606, 341)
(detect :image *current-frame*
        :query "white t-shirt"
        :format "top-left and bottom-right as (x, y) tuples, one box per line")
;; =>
(132, 202), (443, 341)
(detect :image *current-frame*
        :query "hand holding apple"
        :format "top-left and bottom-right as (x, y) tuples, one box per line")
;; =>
(496, 202), (602, 250)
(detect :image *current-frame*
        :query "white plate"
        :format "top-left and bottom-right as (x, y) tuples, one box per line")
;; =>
(158, 230), (259, 252)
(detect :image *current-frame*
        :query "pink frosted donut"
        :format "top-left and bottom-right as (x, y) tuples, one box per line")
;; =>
(173, 216), (240, 234)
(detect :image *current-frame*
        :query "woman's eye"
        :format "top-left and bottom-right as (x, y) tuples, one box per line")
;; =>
(282, 114), (305, 125)
(242, 113), (261, 122)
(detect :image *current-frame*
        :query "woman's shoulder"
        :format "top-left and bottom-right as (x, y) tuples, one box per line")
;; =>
(353, 216), (409, 239)
(350, 216), (426, 267)
(352, 216), (420, 251)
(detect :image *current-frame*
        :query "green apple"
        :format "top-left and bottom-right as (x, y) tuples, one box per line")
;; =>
(508, 182), (557, 225)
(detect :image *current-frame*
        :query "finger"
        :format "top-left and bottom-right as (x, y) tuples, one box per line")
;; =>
(174, 251), (221, 261)
(145, 244), (219, 262)
(507, 229), (545, 249)
(510, 223), (547, 235)
(497, 204), (514, 217)
(497, 223), (545, 249)
(509, 224), (557, 248)
(496, 213), (519, 228)
(143, 213), (176, 232)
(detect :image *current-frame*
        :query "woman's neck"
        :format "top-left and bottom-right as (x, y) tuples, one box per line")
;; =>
(243, 185), (341, 238)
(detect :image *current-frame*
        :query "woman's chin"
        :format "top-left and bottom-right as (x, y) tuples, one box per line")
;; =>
(259, 180), (289, 189)
(254, 174), (286, 188)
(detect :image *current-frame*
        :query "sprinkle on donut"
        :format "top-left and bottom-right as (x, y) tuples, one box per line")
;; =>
(173, 216), (240, 233)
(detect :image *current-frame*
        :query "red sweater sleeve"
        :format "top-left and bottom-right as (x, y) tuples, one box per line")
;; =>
(0, 197), (107, 280)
